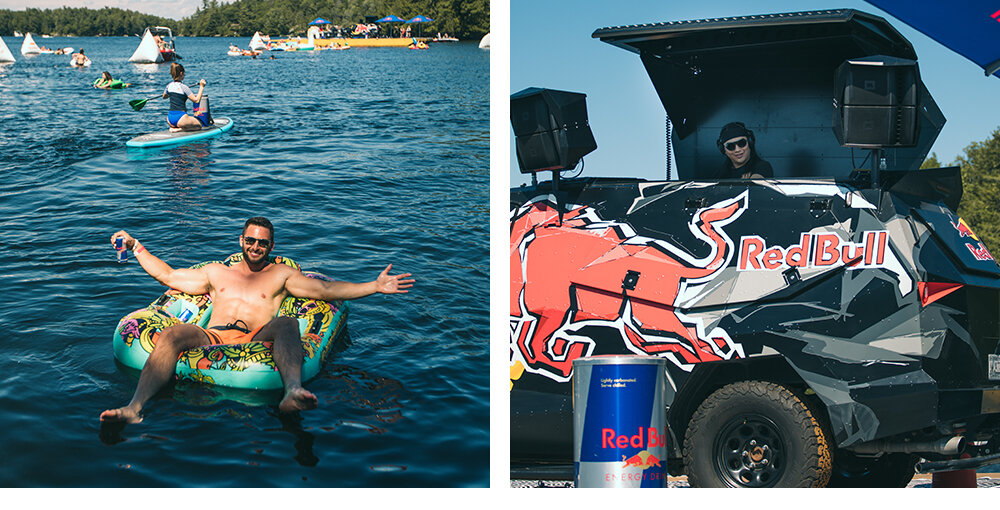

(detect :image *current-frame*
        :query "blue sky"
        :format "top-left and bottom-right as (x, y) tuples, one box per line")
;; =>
(509, 0), (1000, 186)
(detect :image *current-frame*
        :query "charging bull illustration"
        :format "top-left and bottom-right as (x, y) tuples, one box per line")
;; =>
(510, 191), (748, 382)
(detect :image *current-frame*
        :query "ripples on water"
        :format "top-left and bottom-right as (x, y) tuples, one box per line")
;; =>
(0, 36), (488, 487)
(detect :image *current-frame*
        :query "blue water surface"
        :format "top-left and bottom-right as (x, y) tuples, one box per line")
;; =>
(0, 35), (489, 487)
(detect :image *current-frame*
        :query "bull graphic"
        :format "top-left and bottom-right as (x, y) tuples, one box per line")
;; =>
(510, 191), (748, 382)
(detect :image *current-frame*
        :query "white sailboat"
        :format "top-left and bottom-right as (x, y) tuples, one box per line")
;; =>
(21, 32), (40, 55)
(479, 32), (490, 49)
(249, 31), (265, 51)
(0, 36), (15, 63)
(128, 28), (164, 63)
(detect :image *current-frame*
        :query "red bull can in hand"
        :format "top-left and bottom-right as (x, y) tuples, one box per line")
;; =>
(573, 355), (669, 487)
(114, 237), (127, 263)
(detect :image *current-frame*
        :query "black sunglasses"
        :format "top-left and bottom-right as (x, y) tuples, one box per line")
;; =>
(725, 138), (748, 151)
(243, 236), (272, 249)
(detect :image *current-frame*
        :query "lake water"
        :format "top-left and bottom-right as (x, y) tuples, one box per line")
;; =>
(0, 36), (489, 487)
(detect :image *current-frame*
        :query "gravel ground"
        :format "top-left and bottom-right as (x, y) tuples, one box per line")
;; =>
(510, 474), (1000, 488)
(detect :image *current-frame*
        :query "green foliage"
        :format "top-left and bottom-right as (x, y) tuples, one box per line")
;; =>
(0, 0), (489, 39)
(0, 7), (173, 36)
(955, 128), (1000, 253)
(920, 152), (941, 170)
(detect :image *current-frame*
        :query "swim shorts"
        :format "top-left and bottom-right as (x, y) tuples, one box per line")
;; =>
(167, 110), (210, 128)
(167, 110), (185, 127)
(203, 321), (265, 345)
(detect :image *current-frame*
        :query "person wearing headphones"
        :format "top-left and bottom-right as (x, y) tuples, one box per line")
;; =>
(715, 122), (773, 179)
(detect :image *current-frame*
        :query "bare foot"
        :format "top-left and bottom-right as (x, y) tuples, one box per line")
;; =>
(100, 406), (142, 424)
(168, 127), (182, 133)
(279, 386), (318, 413)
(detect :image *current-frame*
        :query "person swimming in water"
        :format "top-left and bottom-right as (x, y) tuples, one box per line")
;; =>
(93, 71), (131, 89)
(99, 217), (415, 424)
(71, 48), (89, 66)
(163, 62), (208, 132)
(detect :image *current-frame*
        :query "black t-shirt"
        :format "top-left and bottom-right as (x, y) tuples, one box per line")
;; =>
(716, 154), (774, 179)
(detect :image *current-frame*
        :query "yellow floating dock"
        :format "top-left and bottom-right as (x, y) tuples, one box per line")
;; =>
(275, 37), (428, 48)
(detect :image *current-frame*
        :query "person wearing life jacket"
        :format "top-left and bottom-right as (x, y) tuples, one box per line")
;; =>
(162, 62), (209, 132)
(93, 71), (131, 90)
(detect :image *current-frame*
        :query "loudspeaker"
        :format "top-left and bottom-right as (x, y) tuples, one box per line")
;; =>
(833, 56), (919, 147)
(511, 87), (597, 174)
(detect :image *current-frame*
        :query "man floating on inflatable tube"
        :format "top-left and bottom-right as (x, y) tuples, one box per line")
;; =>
(99, 217), (415, 424)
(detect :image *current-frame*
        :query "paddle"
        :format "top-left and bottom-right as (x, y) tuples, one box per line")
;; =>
(129, 94), (161, 112)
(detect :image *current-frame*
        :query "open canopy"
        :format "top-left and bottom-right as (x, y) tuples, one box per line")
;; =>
(406, 15), (433, 23)
(376, 15), (405, 23)
(308, 18), (329, 25)
(865, 0), (1000, 77)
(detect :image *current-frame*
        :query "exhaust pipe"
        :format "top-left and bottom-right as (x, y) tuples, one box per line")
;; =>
(848, 436), (965, 455)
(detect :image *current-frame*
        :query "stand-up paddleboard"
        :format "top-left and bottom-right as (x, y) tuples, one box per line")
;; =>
(126, 118), (233, 148)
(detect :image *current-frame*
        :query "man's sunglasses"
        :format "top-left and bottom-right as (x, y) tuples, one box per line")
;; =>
(243, 236), (272, 249)
(725, 138), (749, 151)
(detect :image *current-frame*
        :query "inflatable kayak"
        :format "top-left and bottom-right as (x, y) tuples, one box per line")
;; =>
(113, 254), (349, 390)
(126, 117), (233, 148)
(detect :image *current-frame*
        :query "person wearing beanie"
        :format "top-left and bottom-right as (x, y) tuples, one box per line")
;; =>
(715, 122), (773, 179)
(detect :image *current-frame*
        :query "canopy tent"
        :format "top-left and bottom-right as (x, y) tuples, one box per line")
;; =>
(0, 36), (14, 62)
(406, 15), (434, 37)
(376, 15), (405, 38)
(128, 28), (163, 63)
(865, 0), (1000, 77)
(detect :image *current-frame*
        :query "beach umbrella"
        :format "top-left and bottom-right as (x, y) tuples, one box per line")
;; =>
(308, 18), (330, 25)
(406, 15), (434, 38)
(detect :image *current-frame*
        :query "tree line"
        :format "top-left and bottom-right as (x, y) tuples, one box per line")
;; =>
(0, 0), (488, 39)
(921, 131), (1000, 254)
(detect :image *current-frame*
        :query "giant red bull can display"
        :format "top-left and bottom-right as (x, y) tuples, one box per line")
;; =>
(573, 356), (668, 487)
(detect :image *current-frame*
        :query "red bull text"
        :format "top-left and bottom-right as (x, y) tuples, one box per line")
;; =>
(738, 231), (888, 271)
(573, 356), (668, 487)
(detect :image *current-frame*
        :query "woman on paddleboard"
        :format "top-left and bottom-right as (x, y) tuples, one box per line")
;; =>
(163, 62), (209, 132)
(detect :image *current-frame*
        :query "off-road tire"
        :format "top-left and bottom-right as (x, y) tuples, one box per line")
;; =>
(827, 451), (918, 487)
(683, 381), (833, 487)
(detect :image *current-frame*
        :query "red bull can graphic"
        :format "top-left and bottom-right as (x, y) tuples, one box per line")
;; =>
(114, 236), (127, 263)
(573, 355), (668, 487)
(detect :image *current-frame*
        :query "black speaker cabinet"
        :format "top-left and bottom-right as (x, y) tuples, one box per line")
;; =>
(833, 56), (919, 148)
(511, 87), (597, 174)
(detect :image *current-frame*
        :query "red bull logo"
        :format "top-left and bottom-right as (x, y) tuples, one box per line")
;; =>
(613, 450), (665, 483)
(510, 192), (749, 382)
(738, 231), (889, 271)
(952, 218), (995, 262)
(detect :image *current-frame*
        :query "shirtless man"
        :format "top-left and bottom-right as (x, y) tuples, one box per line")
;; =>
(100, 217), (414, 424)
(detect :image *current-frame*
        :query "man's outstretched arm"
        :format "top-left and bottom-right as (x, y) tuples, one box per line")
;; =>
(110, 230), (211, 295)
(285, 264), (414, 301)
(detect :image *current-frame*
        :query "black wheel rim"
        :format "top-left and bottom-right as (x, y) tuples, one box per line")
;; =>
(713, 414), (786, 487)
